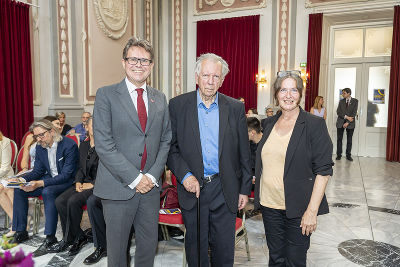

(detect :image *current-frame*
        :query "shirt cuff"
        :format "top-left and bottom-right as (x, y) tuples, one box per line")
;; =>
(182, 172), (193, 184)
(128, 173), (143, 190)
(127, 173), (160, 190)
(145, 173), (159, 187)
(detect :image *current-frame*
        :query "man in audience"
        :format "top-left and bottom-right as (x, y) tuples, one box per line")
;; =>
(10, 119), (79, 258)
(247, 117), (263, 186)
(265, 107), (274, 117)
(336, 88), (358, 161)
(93, 37), (171, 267)
(167, 53), (252, 266)
(68, 111), (91, 142)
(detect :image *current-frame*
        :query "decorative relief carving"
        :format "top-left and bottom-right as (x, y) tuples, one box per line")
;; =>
(57, 0), (72, 97)
(145, 0), (152, 86)
(278, 0), (289, 71)
(173, 0), (183, 97)
(93, 0), (128, 40)
(195, 0), (266, 15)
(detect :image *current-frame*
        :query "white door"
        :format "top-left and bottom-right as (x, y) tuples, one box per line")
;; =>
(330, 65), (362, 156)
(330, 64), (389, 157)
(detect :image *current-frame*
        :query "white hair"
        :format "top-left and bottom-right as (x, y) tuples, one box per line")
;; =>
(195, 53), (230, 79)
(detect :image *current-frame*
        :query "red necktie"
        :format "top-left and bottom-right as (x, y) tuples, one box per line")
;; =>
(136, 88), (147, 170)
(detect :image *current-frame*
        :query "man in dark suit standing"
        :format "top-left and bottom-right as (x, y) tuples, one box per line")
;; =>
(336, 88), (358, 161)
(93, 37), (171, 267)
(167, 53), (252, 266)
(10, 119), (79, 257)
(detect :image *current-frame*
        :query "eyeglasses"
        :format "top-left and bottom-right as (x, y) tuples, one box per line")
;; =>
(277, 70), (301, 78)
(279, 88), (299, 95)
(200, 74), (221, 82)
(125, 57), (152, 66)
(33, 130), (49, 140)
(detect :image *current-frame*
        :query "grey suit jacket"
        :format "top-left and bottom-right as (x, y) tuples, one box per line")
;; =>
(336, 97), (358, 129)
(93, 79), (171, 200)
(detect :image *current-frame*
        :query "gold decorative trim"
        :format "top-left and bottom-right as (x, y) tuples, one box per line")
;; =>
(173, 0), (183, 97)
(93, 0), (129, 40)
(278, 0), (289, 71)
(145, 0), (153, 86)
(195, 0), (266, 15)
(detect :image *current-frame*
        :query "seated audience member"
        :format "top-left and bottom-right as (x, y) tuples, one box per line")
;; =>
(84, 194), (107, 264)
(10, 120), (79, 258)
(0, 131), (15, 237)
(54, 117), (98, 255)
(310, 96), (327, 120)
(19, 116), (62, 174)
(56, 112), (72, 136)
(247, 117), (263, 186)
(237, 97), (245, 104)
(68, 112), (91, 142)
(247, 108), (258, 117)
(265, 107), (274, 117)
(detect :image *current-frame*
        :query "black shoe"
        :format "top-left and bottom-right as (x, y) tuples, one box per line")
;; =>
(336, 155), (342, 160)
(9, 231), (29, 244)
(46, 239), (71, 253)
(346, 155), (353, 161)
(83, 247), (107, 265)
(33, 238), (58, 257)
(68, 235), (89, 256)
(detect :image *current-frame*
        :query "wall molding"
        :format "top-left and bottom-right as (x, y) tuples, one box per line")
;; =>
(306, 0), (400, 13)
(194, 0), (266, 15)
(277, 0), (290, 71)
(172, 0), (183, 97)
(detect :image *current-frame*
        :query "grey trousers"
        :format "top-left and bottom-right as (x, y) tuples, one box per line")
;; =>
(102, 188), (159, 267)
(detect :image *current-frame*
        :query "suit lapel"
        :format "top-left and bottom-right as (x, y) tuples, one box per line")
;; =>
(55, 140), (63, 173)
(145, 86), (156, 133)
(188, 91), (203, 159)
(116, 80), (142, 132)
(284, 109), (306, 177)
(218, 94), (229, 159)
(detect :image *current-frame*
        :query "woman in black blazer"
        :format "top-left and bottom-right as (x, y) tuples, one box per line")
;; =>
(254, 71), (334, 266)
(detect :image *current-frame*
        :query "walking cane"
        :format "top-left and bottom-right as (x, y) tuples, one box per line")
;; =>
(197, 194), (200, 267)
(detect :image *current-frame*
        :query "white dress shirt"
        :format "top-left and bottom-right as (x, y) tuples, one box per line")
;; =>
(125, 78), (158, 190)
(47, 141), (59, 177)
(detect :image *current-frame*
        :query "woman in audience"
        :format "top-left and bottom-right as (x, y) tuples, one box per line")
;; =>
(20, 116), (61, 173)
(247, 108), (258, 117)
(56, 111), (72, 136)
(0, 131), (15, 237)
(254, 71), (333, 266)
(54, 117), (98, 256)
(310, 96), (327, 120)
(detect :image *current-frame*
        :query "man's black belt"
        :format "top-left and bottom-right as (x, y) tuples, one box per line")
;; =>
(203, 173), (219, 184)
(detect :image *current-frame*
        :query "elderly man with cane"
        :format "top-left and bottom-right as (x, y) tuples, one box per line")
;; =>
(167, 53), (252, 266)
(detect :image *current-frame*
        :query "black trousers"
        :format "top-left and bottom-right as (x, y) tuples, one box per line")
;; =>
(261, 206), (310, 267)
(181, 176), (236, 267)
(337, 127), (354, 157)
(55, 186), (93, 243)
(87, 194), (107, 248)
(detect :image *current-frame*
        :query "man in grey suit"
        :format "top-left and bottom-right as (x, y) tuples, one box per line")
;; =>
(93, 37), (171, 267)
(336, 88), (358, 161)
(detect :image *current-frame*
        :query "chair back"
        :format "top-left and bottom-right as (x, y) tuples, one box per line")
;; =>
(20, 131), (31, 148)
(171, 173), (178, 187)
(9, 139), (18, 170)
(16, 146), (29, 173)
(66, 134), (80, 147)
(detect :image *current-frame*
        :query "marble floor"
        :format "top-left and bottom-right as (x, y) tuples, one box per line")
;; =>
(1, 157), (400, 266)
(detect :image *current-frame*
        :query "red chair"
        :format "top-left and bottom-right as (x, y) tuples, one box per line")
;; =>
(9, 139), (18, 171)
(15, 146), (27, 173)
(235, 213), (251, 261)
(66, 134), (80, 147)
(20, 131), (31, 148)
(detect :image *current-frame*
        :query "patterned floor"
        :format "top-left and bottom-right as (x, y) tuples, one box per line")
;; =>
(1, 157), (399, 266)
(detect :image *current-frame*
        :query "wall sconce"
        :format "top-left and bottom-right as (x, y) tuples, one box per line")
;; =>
(299, 63), (308, 88)
(256, 69), (267, 87)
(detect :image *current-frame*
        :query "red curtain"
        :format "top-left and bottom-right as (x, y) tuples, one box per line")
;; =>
(305, 13), (323, 111)
(0, 0), (34, 145)
(386, 6), (400, 162)
(196, 15), (259, 112)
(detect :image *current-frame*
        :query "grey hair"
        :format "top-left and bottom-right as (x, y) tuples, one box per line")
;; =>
(195, 53), (230, 79)
(29, 119), (63, 142)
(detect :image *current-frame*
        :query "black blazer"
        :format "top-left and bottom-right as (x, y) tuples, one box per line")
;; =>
(336, 97), (358, 129)
(254, 108), (334, 218)
(167, 91), (252, 213)
(74, 140), (99, 184)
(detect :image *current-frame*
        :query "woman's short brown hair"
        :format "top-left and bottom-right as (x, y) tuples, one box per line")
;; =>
(273, 71), (304, 106)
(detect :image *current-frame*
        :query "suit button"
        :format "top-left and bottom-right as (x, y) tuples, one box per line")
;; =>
(139, 153), (143, 157)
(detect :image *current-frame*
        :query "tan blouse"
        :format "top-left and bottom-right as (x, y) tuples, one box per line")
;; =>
(0, 137), (14, 179)
(260, 126), (293, 210)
